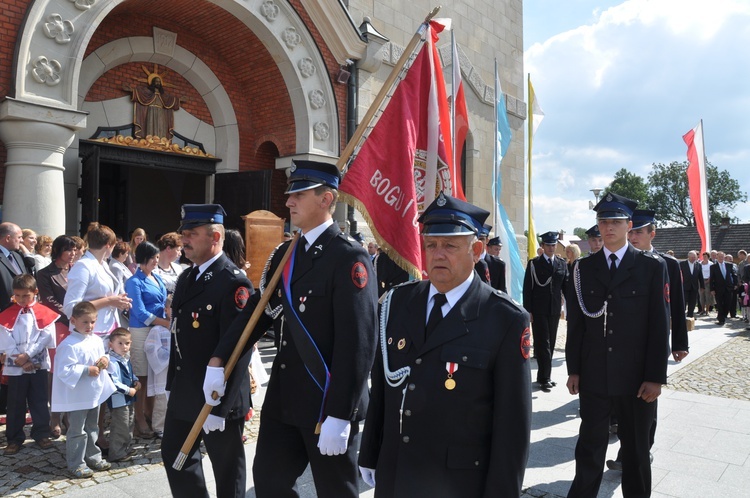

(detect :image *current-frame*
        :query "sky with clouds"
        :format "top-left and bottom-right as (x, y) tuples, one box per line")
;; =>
(523, 0), (750, 237)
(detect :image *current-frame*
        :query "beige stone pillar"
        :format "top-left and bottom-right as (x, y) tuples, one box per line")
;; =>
(0, 99), (86, 237)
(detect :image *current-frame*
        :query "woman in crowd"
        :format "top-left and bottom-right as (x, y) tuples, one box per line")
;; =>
(37, 235), (77, 438)
(223, 229), (250, 273)
(699, 251), (714, 315)
(125, 241), (169, 438)
(63, 223), (133, 450)
(126, 228), (146, 274)
(109, 242), (133, 292)
(20, 228), (38, 273)
(70, 236), (86, 265)
(33, 235), (53, 271)
(154, 232), (184, 297)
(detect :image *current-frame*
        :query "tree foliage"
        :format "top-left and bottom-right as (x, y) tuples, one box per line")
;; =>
(602, 161), (747, 227)
(573, 227), (589, 240)
(603, 168), (650, 207)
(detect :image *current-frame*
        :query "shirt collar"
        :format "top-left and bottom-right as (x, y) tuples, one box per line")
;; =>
(602, 243), (629, 264)
(301, 218), (334, 250)
(0, 247), (10, 258)
(428, 271), (474, 313)
(196, 251), (223, 279)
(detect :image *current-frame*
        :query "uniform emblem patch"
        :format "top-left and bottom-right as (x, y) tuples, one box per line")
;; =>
(351, 262), (368, 289)
(664, 283), (670, 303)
(520, 327), (531, 359)
(235, 287), (250, 309)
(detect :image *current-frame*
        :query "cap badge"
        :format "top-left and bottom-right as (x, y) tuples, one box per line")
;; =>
(606, 193), (613, 202)
(436, 193), (447, 207)
(290, 163), (297, 172)
(180, 207), (185, 218)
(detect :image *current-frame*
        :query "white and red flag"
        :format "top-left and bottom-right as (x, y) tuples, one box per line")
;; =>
(339, 21), (456, 277)
(450, 31), (467, 201)
(683, 120), (711, 254)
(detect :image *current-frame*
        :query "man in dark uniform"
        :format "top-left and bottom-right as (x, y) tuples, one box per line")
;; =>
(680, 251), (704, 317)
(523, 230), (568, 391)
(479, 228), (507, 293)
(219, 160), (378, 497)
(160, 204), (253, 498)
(565, 193), (670, 498)
(585, 224), (603, 254)
(358, 192), (531, 497)
(486, 236), (502, 257)
(605, 209), (688, 472)
(375, 248), (410, 298)
(710, 251), (736, 325)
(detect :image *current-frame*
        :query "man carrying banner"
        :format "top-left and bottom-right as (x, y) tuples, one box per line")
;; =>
(358, 192), (531, 497)
(218, 160), (378, 497)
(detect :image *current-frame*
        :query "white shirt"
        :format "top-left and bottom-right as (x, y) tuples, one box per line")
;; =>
(63, 251), (120, 335)
(195, 251), (224, 280)
(602, 243), (628, 269)
(426, 272), (475, 322)
(301, 219), (334, 251)
(0, 306), (57, 375)
(144, 325), (171, 396)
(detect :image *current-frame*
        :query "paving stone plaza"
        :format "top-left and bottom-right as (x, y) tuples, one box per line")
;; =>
(1, 314), (749, 497)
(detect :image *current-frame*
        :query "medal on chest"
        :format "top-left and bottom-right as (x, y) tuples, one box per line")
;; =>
(299, 296), (307, 313)
(445, 362), (458, 390)
(192, 312), (199, 328)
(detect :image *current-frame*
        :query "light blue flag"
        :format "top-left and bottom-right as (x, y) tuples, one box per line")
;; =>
(494, 63), (524, 303)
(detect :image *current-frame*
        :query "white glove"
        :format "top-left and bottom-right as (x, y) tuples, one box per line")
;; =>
(359, 466), (376, 487)
(202, 366), (226, 406)
(317, 416), (351, 456)
(202, 414), (225, 434)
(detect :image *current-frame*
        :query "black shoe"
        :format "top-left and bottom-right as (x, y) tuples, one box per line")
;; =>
(606, 459), (622, 471)
(540, 381), (554, 392)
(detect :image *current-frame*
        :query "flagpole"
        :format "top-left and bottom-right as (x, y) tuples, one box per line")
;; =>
(336, 6), (441, 171)
(493, 58), (499, 232)
(451, 29), (457, 185)
(527, 74), (534, 259)
(699, 118), (711, 252)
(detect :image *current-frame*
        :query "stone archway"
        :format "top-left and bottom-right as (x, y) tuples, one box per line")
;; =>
(3, 0), (342, 235)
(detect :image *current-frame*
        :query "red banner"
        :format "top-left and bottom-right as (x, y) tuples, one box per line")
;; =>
(683, 121), (711, 253)
(340, 24), (454, 277)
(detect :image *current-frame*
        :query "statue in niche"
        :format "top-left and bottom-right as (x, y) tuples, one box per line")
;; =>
(123, 64), (183, 140)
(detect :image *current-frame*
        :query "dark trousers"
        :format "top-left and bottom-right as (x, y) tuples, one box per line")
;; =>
(161, 414), (246, 498)
(684, 288), (698, 317)
(532, 313), (560, 383)
(6, 370), (50, 445)
(715, 290), (733, 324)
(253, 412), (360, 498)
(568, 392), (656, 498)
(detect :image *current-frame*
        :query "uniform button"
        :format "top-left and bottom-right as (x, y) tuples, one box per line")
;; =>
(608, 330), (613, 335)
(608, 347), (613, 352)
(415, 358), (422, 365)
(404, 410), (411, 416)
(402, 436), (410, 443)
(280, 364), (286, 369)
(607, 294), (613, 299)
(308, 290), (312, 295)
(408, 383), (415, 391)
(176, 328), (180, 333)
(176, 366), (181, 371)
(462, 356), (468, 362)
(474, 461), (480, 466)
(632, 290), (636, 294)
(282, 340), (287, 346)
(608, 312), (613, 317)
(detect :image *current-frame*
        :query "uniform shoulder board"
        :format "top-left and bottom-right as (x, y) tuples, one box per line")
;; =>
(639, 250), (662, 260)
(490, 288), (525, 311)
(392, 279), (419, 289)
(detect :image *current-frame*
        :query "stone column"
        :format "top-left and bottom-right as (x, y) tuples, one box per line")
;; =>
(0, 99), (86, 237)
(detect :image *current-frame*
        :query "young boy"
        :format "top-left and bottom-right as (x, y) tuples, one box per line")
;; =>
(144, 324), (170, 438)
(106, 327), (140, 462)
(51, 301), (116, 478)
(0, 274), (59, 455)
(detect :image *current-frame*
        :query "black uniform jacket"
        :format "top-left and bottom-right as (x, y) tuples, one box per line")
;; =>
(166, 253), (253, 422)
(375, 251), (409, 298)
(359, 277), (531, 498)
(218, 223), (378, 428)
(522, 254), (568, 316)
(709, 261), (736, 296)
(660, 252), (688, 352)
(679, 259), (705, 292)
(565, 245), (670, 396)
(485, 253), (507, 293)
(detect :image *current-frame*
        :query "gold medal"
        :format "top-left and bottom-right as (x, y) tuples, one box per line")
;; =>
(397, 338), (406, 350)
(445, 378), (456, 390)
(192, 320), (200, 328)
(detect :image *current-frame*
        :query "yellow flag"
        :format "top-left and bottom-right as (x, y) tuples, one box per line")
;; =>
(527, 75), (544, 260)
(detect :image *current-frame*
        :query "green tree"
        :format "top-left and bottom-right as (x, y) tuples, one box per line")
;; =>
(647, 161), (747, 226)
(603, 168), (650, 207)
(573, 227), (588, 240)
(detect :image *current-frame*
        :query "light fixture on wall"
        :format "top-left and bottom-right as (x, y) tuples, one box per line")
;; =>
(336, 66), (351, 84)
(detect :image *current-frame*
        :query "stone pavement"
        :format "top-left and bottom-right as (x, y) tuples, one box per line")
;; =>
(2, 315), (749, 497)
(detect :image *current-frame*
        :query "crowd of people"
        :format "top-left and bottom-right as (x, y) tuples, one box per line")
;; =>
(1, 168), (748, 497)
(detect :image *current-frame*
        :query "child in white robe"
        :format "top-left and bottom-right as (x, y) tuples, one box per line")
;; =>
(143, 325), (170, 438)
(51, 301), (116, 478)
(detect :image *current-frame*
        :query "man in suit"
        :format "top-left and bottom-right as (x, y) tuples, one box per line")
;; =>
(0, 222), (28, 310)
(726, 254), (739, 318)
(680, 250), (705, 317)
(565, 193), (670, 498)
(585, 225), (603, 254)
(160, 204), (253, 498)
(480, 231), (507, 293)
(523, 230), (568, 391)
(220, 160), (378, 497)
(710, 251), (736, 326)
(358, 192), (531, 497)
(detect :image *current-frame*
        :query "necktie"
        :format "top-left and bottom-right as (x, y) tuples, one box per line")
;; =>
(547, 257), (553, 269)
(609, 253), (618, 280)
(425, 293), (447, 339)
(186, 266), (200, 287)
(6, 253), (20, 274)
(720, 263), (726, 279)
